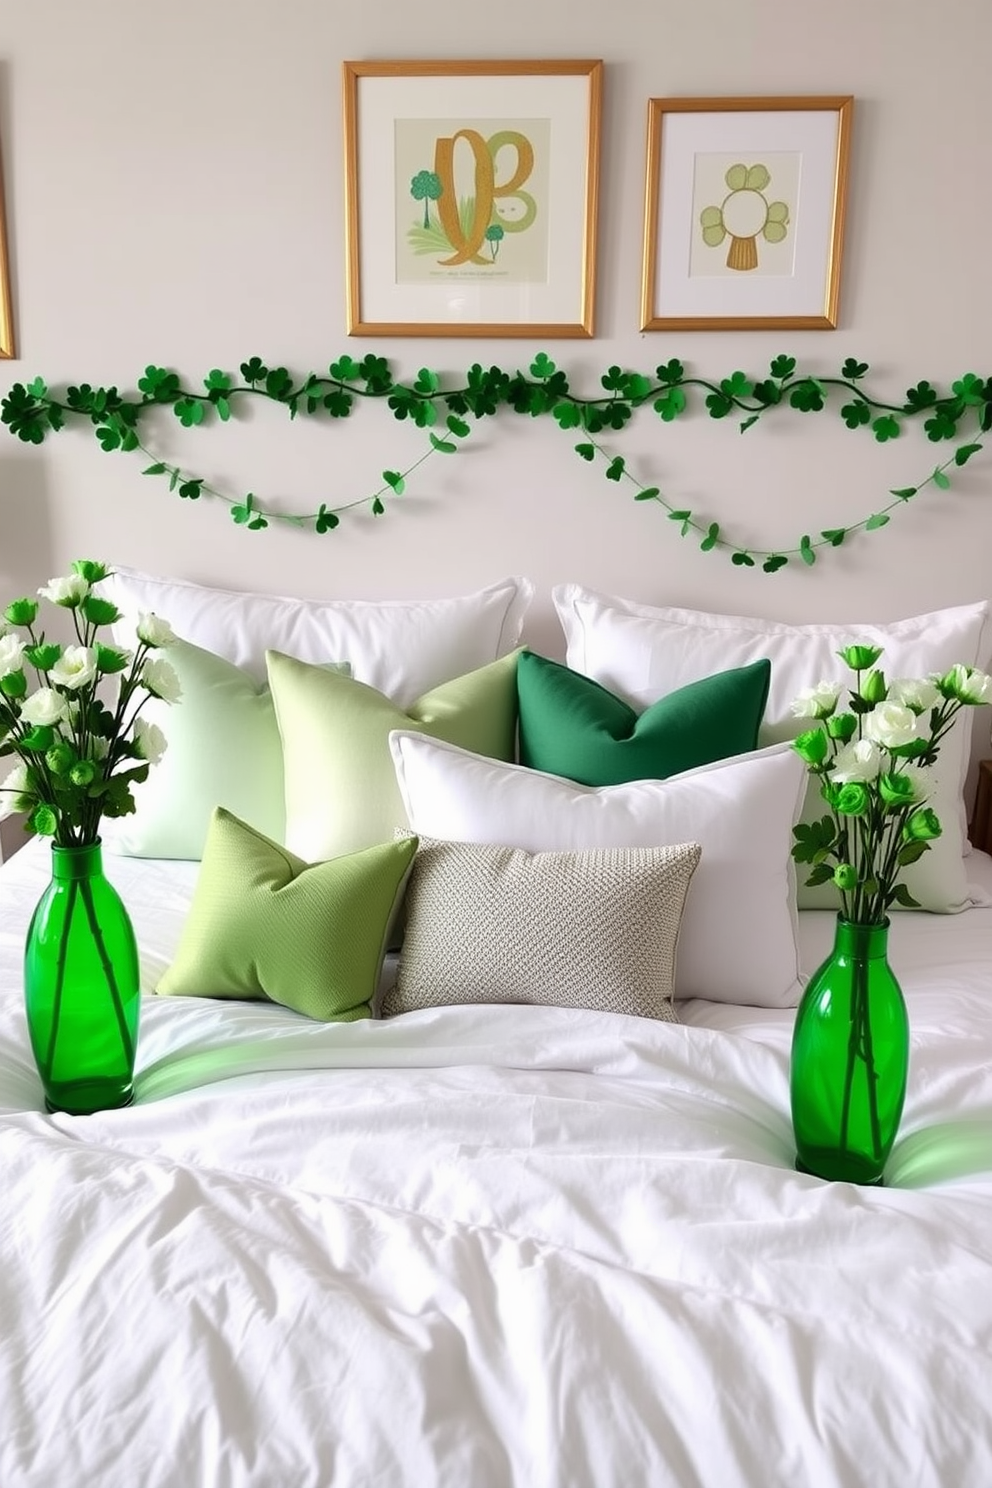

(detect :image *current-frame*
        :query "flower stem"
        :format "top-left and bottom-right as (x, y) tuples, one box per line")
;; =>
(78, 875), (135, 1067)
(42, 879), (76, 1080)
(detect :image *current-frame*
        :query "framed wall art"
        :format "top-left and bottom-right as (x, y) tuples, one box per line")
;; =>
(640, 95), (853, 331)
(342, 59), (602, 338)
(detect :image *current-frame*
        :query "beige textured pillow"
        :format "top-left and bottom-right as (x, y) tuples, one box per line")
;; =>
(383, 838), (701, 1021)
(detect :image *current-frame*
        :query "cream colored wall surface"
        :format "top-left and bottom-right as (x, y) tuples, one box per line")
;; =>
(0, 0), (989, 680)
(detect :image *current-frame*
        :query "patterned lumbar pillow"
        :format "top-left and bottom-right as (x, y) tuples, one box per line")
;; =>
(517, 649), (771, 786)
(157, 807), (417, 1021)
(382, 836), (701, 1021)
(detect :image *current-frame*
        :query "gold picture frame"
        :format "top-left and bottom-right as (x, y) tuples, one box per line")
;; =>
(0, 140), (15, 359)
(640, 95), (853, 331)
(343, 59), (602, 338)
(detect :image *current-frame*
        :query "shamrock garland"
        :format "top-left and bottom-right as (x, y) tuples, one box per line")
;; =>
(2, 353), (989, 572)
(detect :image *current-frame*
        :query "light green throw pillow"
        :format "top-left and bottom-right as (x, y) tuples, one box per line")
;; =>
(267, 647), (520, 862)
(105, 638), (348, 860)
(157, 807), (417, 1021)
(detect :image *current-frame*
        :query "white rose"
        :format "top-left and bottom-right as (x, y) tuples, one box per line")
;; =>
(0, 633), (25, 679)
(831, 738), (882, 782)
(141, 656), (182, 704)
(888, 676), (940, 713)
(19, 688), (68, 727)
(0, 761), (33, 811)
(897, 762), (932, 804)
(863, 701), (920, 750)
(48, 645), (98, 692)
(136, 612), (177, 648)
(946, 665), (992, 706)
(133, 717), (168, 766)
(790, 681), (840, 720)
(37, 573), (89, 607)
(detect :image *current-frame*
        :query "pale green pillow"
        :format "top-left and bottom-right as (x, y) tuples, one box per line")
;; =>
(267, 647), (520, 862)
(105, 638), (349, 860)
(157, 807), (417, 1021)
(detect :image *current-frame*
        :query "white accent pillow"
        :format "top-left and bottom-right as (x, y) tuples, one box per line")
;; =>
(104, 639), (349, 860)
(103, 567), (533, 707)
(554, 584), (990, 912)
(389, 732), (808, 1008)
(383, 837), (701, 1022)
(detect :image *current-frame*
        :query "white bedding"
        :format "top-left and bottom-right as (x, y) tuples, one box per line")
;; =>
(2, 839), (992, 1487)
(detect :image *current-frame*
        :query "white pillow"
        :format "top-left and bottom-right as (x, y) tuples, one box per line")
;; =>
(389, 732), (808, 1007)
(383, 837), (701, 1022)
(103, 567), (533, 707)
(554, 584), (990, 912)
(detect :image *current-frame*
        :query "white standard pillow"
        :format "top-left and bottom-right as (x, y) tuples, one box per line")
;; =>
(389, 731), (808, 1008)
(103, 567), (533, 707)
(553, 584), (991, 912)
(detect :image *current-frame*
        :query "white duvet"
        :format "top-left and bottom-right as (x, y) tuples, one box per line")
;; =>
(1, 841), (992, 1488)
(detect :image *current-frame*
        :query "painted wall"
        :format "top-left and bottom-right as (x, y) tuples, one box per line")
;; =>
(0, 0), (989, 677)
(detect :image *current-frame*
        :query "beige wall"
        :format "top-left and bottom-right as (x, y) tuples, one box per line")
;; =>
(0, 0), (989, 675)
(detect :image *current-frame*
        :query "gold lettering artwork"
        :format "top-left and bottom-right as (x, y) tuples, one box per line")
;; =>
(408, 129), (537, 266)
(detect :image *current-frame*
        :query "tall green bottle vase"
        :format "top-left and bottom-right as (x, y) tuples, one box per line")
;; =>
(23, 841), (140, 1115)
(790, 916), (909, 1185)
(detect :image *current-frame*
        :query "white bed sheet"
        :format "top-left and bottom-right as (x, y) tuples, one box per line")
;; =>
(1, 838), (991, 1487)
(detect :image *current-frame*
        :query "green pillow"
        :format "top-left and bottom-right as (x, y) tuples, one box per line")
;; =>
(157, 808), (417, 1021)
(104, 638), (348, 860)
(267, 647), (520, 862)
(516, 650), (771, 785)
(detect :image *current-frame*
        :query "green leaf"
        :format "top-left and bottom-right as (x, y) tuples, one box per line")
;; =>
(904, 379), (938, 411)
(96, 423), (121, 452)
(924, 410), (958, 442)
(80, 595), (118, 627)
(932, 467), (951, 490)
(315, 504), (340, 533)
(890, 486), (917, 500)
(621, 373), (652, 401)
(653, 387), (686, 422)
(231, 492), (256, 525)
(655, 359), (685, 385)
(324, 390), (352, 418)
(215, 396), (231, 423)
(413, 367), (440, 396)
(841, 400), (871, 429)
(841, 358), (869, 380)
(739, 415), (759, 434)
(371, 496), (385, 516)
(204, 369), (232, 393)
(952, 372), (985, 405)
(574, 442), (596, 461)
(865, 512), (890, 529)
(799, 535), (816, 566)
(26, 376), (48, 399)
(769, 354), (797, 380)
(705, 392), (732, 419)
(605, 456), (625, 482)
(142, 462), (167, 476)
(954, 442), (982, 465)
(174, 398), (205, 428)
(240, 357), (268, 384)
(178, 479), (203, 500)
(552, 401), (581, 430)
(446, 415), (470, 438)
(872, 415), (900, 442)
(820, 528), (847, 547)
(600, 364), (625, 392)
(530, 353), (556, 380)
(329, 356), (360, 381)
(382, 470), (405, 494)
(721, 370), (753, 399)
(265, 367), (294, 400)
(762, 554), (788, 573)
(429, 433), (457, 453)
(731, 551), (755, 567)
(634, 487), (660, 502)
(699, 522), (720, 552)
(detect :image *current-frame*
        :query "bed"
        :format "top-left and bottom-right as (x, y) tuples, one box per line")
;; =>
(2, 571), (992, 1488)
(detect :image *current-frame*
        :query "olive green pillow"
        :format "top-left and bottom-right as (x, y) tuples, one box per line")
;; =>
(267, 647), (520, 862)
(516, 650), (771, 785)
(157, 807), (417, 1021)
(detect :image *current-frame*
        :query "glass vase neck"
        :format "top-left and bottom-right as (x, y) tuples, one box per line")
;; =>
(834, 916), (890, 958)
(50, 841), (104, 880)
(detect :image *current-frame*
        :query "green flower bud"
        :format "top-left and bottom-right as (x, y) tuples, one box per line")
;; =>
(793, 728), (829, 767)
(826, 712), (858, 742)
(835, 781), (870, 817)
(860, 669), (887, 704)
(4, 598), (38, 628)
(45, 742), (75, 775)
(838, 643), (882, 671)
(833, 862), (858, 891)
(878, 771), (916, 809)
(903, 807), (942, 843)
(68, 759), (97, 787)
(0, 669), (27, 699)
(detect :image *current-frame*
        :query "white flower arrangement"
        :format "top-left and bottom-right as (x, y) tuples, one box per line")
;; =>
(790, 643), (992, 924)
(0, 560), (180, 847)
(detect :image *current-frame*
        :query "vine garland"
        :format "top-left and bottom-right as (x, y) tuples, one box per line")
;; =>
(2, 353), (990, 573)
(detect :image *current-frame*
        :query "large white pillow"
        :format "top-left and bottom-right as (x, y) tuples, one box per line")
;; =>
(103, 567), (533, 707)
(553, 584), (990, 912)
(389, 731), (808, 1008)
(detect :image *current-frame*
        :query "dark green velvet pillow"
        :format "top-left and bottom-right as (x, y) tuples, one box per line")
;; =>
(516, 650), (771, 785)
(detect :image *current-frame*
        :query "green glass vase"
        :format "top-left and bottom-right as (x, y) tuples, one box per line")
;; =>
(24, 841), (140, 1115)
(790, 916), (909, 1185)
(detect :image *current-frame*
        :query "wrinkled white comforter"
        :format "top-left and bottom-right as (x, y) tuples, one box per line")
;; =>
(1, 841), (991, 1488)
